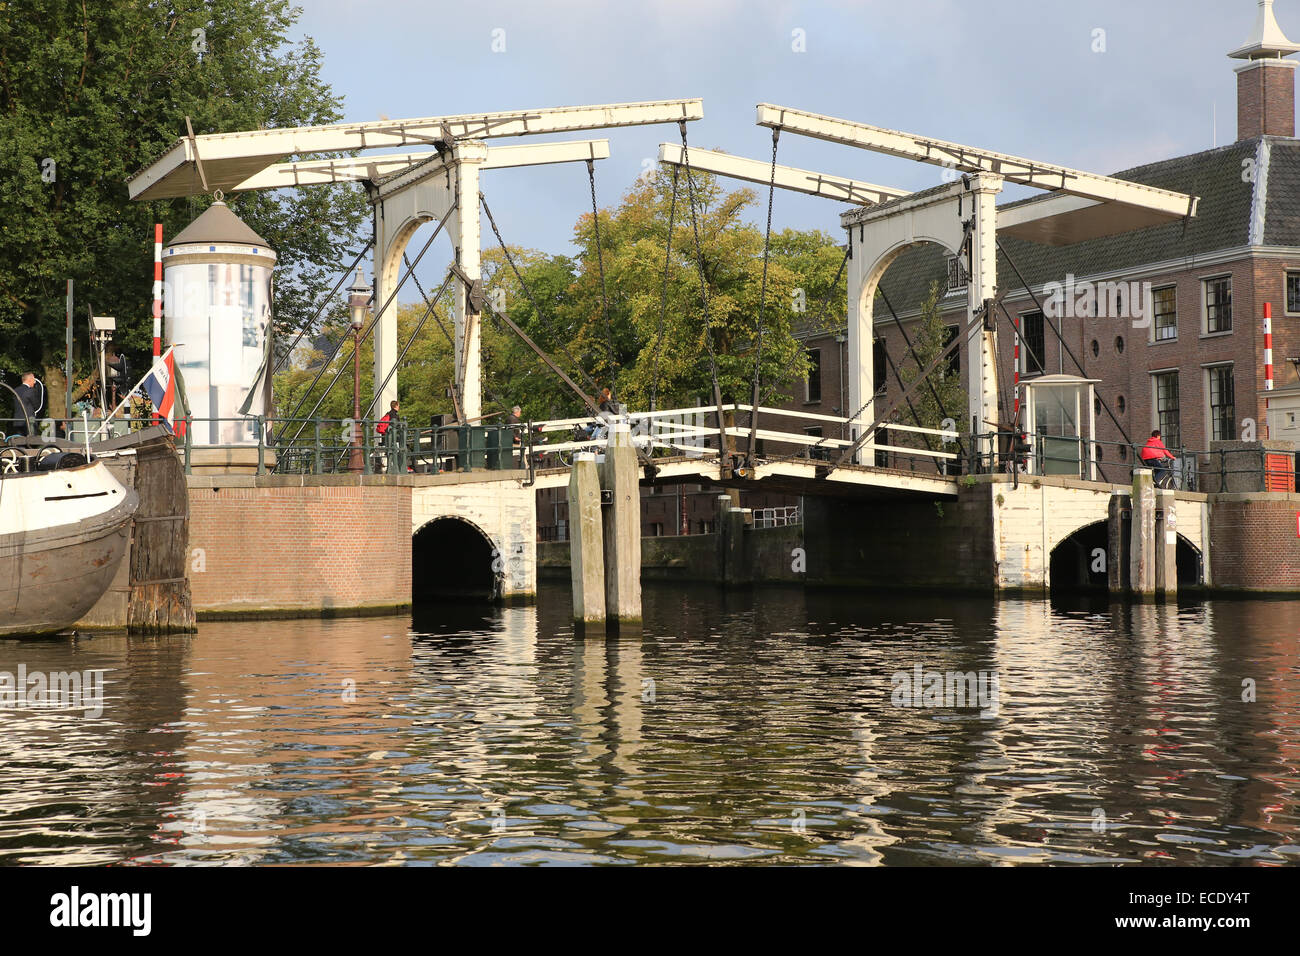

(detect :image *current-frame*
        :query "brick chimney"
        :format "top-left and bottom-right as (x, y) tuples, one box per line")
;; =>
(1231, 1), (1300, 140)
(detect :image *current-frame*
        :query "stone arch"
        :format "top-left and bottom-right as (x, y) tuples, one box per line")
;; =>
(852, 237), (964, 464)
(859, 235), (962, 326)
(1174, 535), (1203, 587)
(1048, 519), (1109, 591)
(412, 514), (502, 603)
(1049, 518), (1204, 591)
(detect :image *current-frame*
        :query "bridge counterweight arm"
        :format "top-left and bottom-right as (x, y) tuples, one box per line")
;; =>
(756, 103), (1198, 219)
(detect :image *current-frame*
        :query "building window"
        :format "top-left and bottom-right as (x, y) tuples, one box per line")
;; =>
(946, 255), (965, 292)
(1153, 371), (1180, 449)
(873, 339), (887, 395)
(1208, 364), (1235, 442)
(805, 348), (822, 403)
(650, 522), (664, 537)
(1090, 339), (1099, 358)
(943, 325), (960, 379)
(1117, 394), (1126, 414)
(1288, 272), (1300, 315)
(1153, 285), (1177, 341)
(1204, 275), (1232, 333)
(1115, 335), (1125, 354)
(1020, 312), (1045, 376)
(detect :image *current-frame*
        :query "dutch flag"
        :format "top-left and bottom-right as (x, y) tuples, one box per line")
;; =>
(139, 347), (177, 434)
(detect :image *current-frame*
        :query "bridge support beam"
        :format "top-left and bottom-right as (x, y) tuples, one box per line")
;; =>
(841, 175), (1003, 465)
(568, 453), (606, 626)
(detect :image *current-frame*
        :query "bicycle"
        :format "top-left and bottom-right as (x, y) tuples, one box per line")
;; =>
(1140, 456), (1179, 490)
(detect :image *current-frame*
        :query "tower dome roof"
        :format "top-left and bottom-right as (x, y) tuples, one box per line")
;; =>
(168, 200), (272, 249)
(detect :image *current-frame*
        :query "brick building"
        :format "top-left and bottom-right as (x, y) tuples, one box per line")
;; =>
(785, 4), (1300, 483)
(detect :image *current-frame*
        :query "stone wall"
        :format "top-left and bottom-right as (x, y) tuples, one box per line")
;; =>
(540, 523), (804, 585)
(802, 486), (995, 591)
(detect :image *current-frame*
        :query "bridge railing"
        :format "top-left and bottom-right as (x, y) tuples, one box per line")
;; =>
(962, 430), (1299, 492)
(525, 403), (963, 472)
(752, 505), (802, 528)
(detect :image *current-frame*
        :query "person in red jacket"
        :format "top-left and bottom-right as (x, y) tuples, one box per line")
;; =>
(1140, 429), (1176, 485)
(376, 400), (400, 437)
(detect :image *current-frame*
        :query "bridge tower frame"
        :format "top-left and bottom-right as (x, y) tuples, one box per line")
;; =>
(840, 175), (1002, 464)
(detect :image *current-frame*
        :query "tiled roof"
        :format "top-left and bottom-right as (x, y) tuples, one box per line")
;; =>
(1264, 137), (1300, 244)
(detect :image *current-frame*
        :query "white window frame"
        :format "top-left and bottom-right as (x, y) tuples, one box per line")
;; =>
(1150, 367), (1181, 450)
(1286, 270), (1300, 317)
(1150, 283), (1178, 343)
(804, 347), (822, 404)
(1201, 273), (1233, 337)
(1018, 309), (1046, 376)
(1203, 361), (1236, 443)
(945, 255), (966, 293)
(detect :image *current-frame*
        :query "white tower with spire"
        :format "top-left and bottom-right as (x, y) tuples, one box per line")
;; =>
(1229, 0), (1300, 59)
(1230, 1), (1300, 140)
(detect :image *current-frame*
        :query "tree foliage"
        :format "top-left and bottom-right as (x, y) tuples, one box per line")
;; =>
(894, 280), (968, 449)
(0, 0), (366, 412)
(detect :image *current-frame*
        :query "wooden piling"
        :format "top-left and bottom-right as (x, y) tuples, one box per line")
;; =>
(1129, 469), (1156, 599)
(1107, 494), (1127, 594)
(1155, 489), (1178, 601)
(567, 453), (606, 627)
(601, 424), (642, 626)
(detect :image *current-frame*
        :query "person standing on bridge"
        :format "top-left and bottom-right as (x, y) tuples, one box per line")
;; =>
(507, 405), (524, 463)
(375, 400), (400, 471)
(376, 400), (400, 437)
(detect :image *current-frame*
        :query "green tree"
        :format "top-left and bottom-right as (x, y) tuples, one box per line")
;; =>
(0, 0), (366, 413)
(893, 279), (968, 452)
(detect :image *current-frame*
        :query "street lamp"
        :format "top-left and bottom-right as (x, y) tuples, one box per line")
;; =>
(347, 269), (371, 472)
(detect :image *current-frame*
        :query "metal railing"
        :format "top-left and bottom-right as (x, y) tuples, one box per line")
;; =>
(961, 430), (1298, 493)
(10, 409), (1294, 493)
(752, 505), (802, 528)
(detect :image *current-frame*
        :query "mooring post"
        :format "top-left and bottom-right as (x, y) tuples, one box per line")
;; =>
(1129, 469), (1156, 599)
(568, 452), (606, 627)
(1155, 489), (1178, 601)
(1107, 493), (1127, 594)
(601, 423), (642, 627)
(716, 495), (752, 587)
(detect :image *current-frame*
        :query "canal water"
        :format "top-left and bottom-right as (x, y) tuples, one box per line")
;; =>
(1, 584), (1296, 866)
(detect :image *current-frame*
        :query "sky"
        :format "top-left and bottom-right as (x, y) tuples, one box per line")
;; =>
(287, 0), (1286, 299)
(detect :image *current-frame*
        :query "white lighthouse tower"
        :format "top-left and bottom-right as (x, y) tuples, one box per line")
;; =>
(162, 200), (276, 450)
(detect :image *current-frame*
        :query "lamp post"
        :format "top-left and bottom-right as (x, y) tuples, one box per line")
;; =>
(347, 269), (371, 472)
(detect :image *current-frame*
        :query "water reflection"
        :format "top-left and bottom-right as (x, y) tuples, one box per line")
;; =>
(0, 585), (1296, 865)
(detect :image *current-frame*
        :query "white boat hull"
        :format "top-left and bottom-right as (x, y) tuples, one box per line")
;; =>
(0, 461), (139, 636)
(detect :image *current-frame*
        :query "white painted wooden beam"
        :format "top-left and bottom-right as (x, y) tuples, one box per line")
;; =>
(231, 140), (611, 193)
(129, 99), (701, 200)
(656, 143), (908, 206)
(756, 103), (1198, 220)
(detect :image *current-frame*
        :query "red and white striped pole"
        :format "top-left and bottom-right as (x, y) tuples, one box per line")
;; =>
(1013, 313), (1022, 417)
(1264, 301), (1275, 392)
(152, 223), (163, 359)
